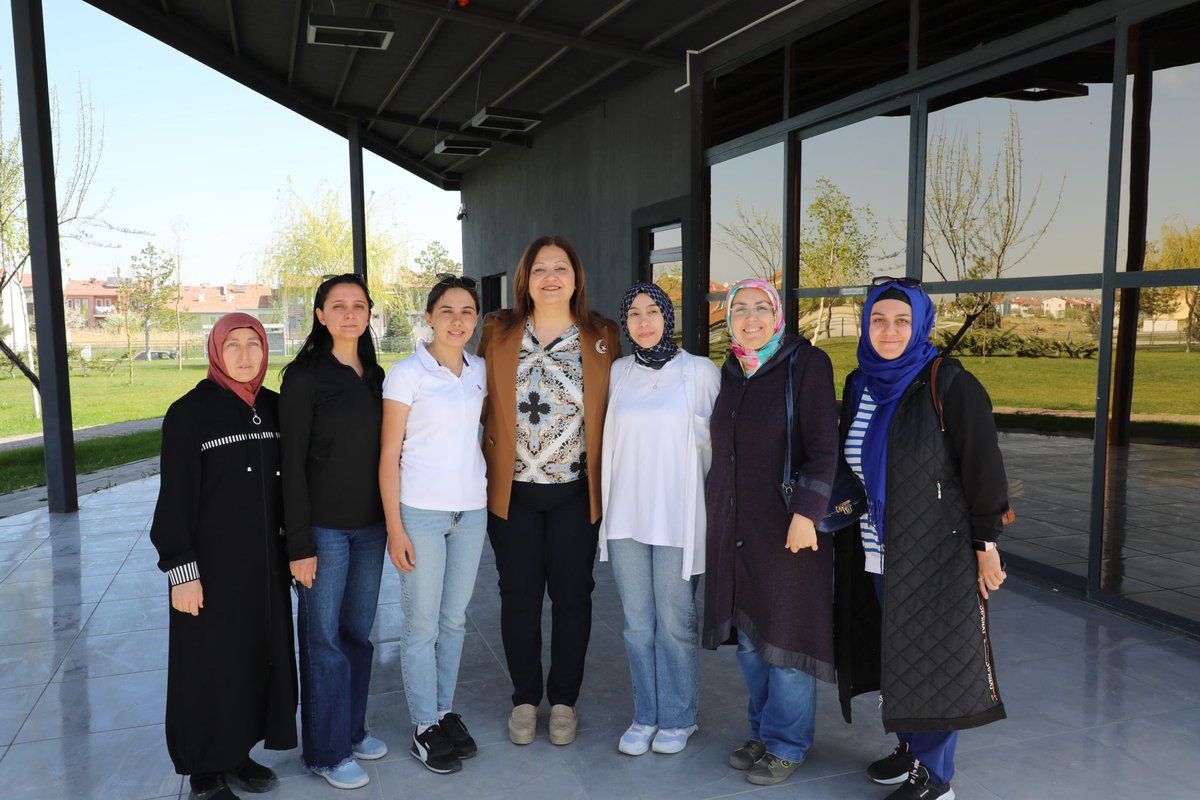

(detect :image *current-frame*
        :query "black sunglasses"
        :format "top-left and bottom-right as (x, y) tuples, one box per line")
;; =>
(871, 275), (922, 288)
(321, 272), (367, 284)
(436, 273), (478, 289)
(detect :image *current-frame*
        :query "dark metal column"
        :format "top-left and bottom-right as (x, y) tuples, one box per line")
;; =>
(348, 118), (368, 278)
(682, 51), (709, 356)
(11, 0), (77, 512)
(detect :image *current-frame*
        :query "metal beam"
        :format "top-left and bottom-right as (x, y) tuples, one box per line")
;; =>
(348, 119), (368, 278)
(224, 0), (238, 56)
(344, 107), (530, 146)
(10, 0), (78, 512)
(379, 0), (676, 67)
(287, 0), (302, 85)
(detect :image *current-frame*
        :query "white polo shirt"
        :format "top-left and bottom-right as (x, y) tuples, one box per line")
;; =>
(382, 341), (488, 512)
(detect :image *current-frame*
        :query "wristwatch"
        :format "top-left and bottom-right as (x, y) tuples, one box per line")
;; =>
(973, 540), (997, 552)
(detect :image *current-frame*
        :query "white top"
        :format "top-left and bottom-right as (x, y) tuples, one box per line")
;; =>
(599, 351), (721, 578)
(382, 341), (488, 512)
(844, 387), (882, 574)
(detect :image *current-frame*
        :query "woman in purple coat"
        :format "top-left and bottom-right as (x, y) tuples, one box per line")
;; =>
(702, 279), (839, 787)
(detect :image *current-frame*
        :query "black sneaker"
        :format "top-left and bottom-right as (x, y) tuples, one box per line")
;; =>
(440, 712), (479, 759)
(729, 738), (766, 770)
(188, 773), (239, 800)
(227, 757), (278, 793)
(411, 724), (463, 774)
(867, 740), (914, 785)
(884, 762), (955, 800)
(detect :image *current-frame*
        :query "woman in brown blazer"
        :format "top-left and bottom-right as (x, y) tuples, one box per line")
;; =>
(477, 235), (621, 747)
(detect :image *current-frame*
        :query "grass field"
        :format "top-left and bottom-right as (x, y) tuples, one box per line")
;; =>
(0, 429), (162, 495)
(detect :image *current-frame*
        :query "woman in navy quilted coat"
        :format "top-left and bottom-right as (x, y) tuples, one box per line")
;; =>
(834, 278), (1008, 800)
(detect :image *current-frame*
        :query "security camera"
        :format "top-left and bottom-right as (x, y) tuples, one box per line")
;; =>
(456, 202), (467, 221)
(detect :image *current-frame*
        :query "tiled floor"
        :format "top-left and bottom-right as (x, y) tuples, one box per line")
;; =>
(1, 475), (1199, 799)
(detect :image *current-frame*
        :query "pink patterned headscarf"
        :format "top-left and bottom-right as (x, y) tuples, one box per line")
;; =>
(725, 278), (784, 377)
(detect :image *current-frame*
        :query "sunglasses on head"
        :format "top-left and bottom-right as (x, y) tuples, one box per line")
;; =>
(321, 272), (367, 284)
(871, 275), (922, 288)
(436, 273), (478, 289)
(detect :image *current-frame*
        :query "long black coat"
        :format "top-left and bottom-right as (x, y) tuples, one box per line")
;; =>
(834, 358), (1008, 732)
(150, 380), (298, 775)
(702, 336), (839, 680)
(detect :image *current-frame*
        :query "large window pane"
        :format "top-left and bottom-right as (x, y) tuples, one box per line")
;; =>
(1102, 284), (1200, 623)
(707, 49), (784, 147)
(922, 43), (1116, 286)
(710, 143), (785, 292)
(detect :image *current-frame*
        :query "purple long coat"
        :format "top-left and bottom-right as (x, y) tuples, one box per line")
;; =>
(701, 335), (839, 681)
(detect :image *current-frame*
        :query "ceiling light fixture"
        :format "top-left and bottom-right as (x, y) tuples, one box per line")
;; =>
(434, 138), (492, 157)
(306, 14), (395, 50)
(468, 106), (543, 133)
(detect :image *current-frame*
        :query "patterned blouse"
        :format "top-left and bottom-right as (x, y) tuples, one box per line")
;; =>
(513, 318), (586, 483)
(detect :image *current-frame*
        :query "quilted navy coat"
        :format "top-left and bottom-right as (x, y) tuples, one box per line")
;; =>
(834, 357), (1008, 732)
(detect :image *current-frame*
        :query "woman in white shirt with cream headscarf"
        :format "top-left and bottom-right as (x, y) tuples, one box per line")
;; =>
(599, 281), (720, 757)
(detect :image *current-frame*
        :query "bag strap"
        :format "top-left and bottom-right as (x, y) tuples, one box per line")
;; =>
(782, 348), (802, 491)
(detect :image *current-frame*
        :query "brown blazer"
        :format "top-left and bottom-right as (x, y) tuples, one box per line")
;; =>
(478, 311), (622, 522)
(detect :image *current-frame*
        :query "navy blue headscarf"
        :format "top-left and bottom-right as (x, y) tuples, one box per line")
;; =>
(619, 282), (680, 370)
(855, 280), (939, 540)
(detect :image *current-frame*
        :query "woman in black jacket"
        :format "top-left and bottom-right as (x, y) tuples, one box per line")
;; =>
(151, 312), (296, 800)
(280, 274), (388, 791)
(836, 278), (1008, 800)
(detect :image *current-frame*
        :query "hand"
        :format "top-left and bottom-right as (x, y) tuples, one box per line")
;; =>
(785, 514), (819, 553)
(976, 548), (1006, 599)
(171, 580), (204, 616)
(388, 528), (415, 573)
(291, 556), (318, 588)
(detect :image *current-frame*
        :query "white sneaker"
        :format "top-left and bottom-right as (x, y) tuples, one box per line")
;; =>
(652, 725), (698, 754)
(618, 722), (658, 755)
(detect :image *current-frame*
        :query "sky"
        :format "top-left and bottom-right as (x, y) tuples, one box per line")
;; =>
(0, 0), (463, 286)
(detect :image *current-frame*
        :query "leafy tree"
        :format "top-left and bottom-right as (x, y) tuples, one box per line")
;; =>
(798, 178), (877, 340)
(414, 240), (461, 278)
(924, 108), (1063, 352)
(122, 243), (180, 366)
(0, 79), (136, 386)
(1144, 217), (1200, 351)
(258, 182), (407, 337)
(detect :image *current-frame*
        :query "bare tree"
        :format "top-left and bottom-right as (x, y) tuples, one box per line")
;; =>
(924, 108), (1064, 350)
(715, 198), (781, 284)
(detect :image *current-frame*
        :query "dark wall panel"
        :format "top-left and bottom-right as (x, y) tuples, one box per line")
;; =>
(460, 68), (689, 321)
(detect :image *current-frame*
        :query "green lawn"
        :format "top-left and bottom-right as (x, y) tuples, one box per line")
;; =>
(0, 353), (411, 438)
(0, 429), (163, 495)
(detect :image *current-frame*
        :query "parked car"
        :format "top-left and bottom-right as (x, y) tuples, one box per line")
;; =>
(133, 349), (177, 361)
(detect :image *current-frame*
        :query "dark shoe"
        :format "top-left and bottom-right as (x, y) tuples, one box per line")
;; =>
(884, 762), (955, 800)
(411, 724), (463, 774)
(729, 739), (766, 770)
(746, 752), (803, 785)
(868, 740), (914, 785)
(440, 712), (479, 759)
(189, 773), (239, 800)
(227, 758), (278, 793)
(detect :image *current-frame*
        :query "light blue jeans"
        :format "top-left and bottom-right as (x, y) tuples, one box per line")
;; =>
(608, 538), (699, 729)
(297, 522), (386, 771)
(398, 505), (487, 726)
(735, 628), (816, 763)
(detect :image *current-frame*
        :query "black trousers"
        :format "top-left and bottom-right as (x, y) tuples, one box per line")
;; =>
(488, 479), (599, 707)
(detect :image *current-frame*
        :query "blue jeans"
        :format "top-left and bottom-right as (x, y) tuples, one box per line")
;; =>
(297, 522), (386, 770)
(735, 628), (816, 763)
(398, 505), (486, 726)
(899, 730), (958, 784)
(608, 539), (699, 728)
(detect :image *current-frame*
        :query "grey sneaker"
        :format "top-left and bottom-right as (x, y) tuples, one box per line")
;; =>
(508, 703), (537, 745)
(746, 752), (803, 785)
(729, 739), (766, 770)
(548, 704), (577, 745)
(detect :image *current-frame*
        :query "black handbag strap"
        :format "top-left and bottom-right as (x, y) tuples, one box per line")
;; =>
(782, 347), (802, 495)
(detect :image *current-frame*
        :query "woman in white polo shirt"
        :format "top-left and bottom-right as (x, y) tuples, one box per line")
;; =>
(378, 275), (487, 777)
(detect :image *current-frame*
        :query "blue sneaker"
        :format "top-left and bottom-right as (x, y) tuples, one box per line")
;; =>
(315, 759), (369, 790)
(353, 734), (388, 760)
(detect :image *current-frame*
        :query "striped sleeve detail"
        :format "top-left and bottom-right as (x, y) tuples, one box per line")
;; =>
(844, 389), (883, 574)
(166, 561), (199, 586)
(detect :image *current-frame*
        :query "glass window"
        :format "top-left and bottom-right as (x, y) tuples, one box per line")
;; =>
(1102, 284), (1200, 622)
(922, 43), (1116, 288)
(928, 289), (1100, 583)
(797, 111), (909, 342)
(707, 49), (785, 147)
(789, 0), (911, 117)
(710, 143), (785, 292)
(917, 0), (1108, 69)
